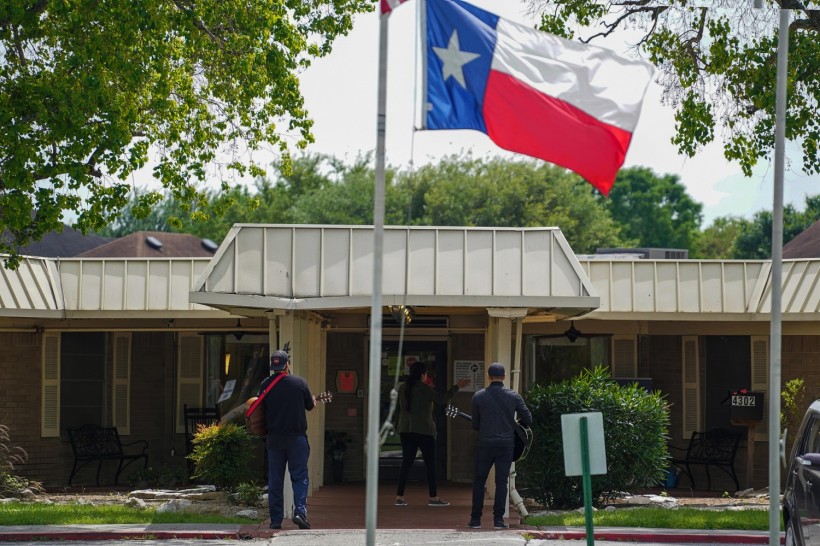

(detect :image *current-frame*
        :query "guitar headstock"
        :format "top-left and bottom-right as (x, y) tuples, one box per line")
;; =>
(445, 404), (459, 419)
(317, 391), (333, 404)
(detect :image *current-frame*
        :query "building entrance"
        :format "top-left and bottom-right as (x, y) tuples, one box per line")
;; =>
(378, 340), (449, 484)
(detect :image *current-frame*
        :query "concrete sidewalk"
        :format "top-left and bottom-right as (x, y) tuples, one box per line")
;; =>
(1, 481), (783, 543)
(0, 523), (784, 543)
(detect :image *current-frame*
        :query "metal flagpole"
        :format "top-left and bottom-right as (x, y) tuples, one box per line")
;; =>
(365, 11), (389, 546)
(768, 7), (790, 546)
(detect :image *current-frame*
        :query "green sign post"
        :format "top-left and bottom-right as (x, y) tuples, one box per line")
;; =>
(561, 412), (607, 546)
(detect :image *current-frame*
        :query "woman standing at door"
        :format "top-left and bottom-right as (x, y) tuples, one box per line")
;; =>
(395, 361), (470, 507)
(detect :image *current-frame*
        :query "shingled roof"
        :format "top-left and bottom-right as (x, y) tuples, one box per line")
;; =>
(783, 220), (820, 259)
(15, 224), (111, 257)
(75, 231), (218, 258)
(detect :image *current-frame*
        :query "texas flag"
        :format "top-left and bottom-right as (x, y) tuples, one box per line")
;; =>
(423, 0), (655, 195)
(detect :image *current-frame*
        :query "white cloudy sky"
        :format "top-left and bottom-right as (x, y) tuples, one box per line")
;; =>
(294, 1), (818, 226)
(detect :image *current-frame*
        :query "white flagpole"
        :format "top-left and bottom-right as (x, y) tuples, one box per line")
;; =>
(768, 8), (789, 546)
(365, 10), (389, 546)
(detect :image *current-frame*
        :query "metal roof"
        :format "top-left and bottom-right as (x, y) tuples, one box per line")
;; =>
(579, 258), (820, 320)
(2, 226), (819, 322)
(0, 257), (63, 317)
(189, 225), (600, 319)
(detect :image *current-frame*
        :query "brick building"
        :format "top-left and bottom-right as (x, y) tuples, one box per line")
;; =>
(1, 224), (818, 495)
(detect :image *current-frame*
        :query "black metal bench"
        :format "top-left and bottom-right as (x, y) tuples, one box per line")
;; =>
(670, 428), (741, 491)
(67, 424), (149, 486)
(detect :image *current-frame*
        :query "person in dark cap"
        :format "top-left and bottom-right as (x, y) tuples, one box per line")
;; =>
(467, 362), (532, 530)
(260, 349), (316, 530)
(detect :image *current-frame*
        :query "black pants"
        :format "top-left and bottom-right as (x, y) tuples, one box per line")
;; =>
(396, 432), (437, 497)
(471, 444), (513, 521)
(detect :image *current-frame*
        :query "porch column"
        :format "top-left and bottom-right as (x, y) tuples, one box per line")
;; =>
(271, 311), (326, 518)
(271, 312), (295, 519)
(484, 308), (528, 517)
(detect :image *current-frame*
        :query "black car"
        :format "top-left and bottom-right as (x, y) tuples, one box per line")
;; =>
(783, 399), (820, 546)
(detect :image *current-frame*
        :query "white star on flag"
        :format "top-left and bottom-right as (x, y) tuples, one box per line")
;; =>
(432, 30), (480, 88)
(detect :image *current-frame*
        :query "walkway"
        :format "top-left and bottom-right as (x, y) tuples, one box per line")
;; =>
(0, 482), (783, 543)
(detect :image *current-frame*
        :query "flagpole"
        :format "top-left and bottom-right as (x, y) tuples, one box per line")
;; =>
(767, 8), (789, 546)
(365, 10), (389, 546)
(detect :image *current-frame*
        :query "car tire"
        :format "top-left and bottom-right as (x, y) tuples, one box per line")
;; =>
(785, 515), (799, 546)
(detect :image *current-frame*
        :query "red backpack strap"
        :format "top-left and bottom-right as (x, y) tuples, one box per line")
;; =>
(245, 373), (286, 418)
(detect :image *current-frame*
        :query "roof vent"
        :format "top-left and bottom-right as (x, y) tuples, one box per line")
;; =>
(201, 238), (219, 253)
(145, 236), (163, 250)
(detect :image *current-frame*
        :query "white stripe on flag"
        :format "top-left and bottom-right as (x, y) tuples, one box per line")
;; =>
(491, 18), (654, 132)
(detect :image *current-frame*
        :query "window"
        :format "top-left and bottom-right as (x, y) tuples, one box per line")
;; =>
(525, 334), (610, 388)
(60, 332), (107, 432)
(203, 334), (269, 416)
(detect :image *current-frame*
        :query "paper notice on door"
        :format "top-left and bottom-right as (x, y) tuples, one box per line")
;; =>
(217, 379), (236, 403)
(454, 360), (483, 392)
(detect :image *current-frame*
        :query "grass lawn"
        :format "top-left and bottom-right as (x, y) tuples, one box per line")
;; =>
(0, 501), (262, 525)
(525, 507), (779, 531)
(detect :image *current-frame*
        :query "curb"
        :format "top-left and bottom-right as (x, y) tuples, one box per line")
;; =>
(0, 530), (241, 542)
(529, 529), (785, 544)
(0, 526), (786, 543)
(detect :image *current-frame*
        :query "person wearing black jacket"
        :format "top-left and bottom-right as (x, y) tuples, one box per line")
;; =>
(467, 362), (532, 530)
(261, 350), (316, 530)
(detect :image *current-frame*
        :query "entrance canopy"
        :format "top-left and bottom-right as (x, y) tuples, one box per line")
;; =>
(190, 225), (599, 319)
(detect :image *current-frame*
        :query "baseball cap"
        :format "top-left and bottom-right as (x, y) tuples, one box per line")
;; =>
(487, 363), (506, 377)
(270, 350), (290, 371)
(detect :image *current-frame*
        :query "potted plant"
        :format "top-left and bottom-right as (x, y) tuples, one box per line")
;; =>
(325, 431), (349, 483)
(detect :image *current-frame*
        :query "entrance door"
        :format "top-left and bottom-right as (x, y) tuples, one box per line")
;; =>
(379, 340), (449, 484)
(703, 336), (751, 432)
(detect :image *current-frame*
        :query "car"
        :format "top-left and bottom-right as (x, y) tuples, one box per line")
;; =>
(783, 399), (820, 546)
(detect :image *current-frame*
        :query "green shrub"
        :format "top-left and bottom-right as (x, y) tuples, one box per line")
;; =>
(0, 423), (43, 499)
(188, 423), (256, 489)
(229, 481), (262, 506)
(519, 367), (670, 509)
(781, 378), (808, 456)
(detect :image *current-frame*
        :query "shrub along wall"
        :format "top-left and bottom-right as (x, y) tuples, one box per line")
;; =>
(519, 366), (670, 509)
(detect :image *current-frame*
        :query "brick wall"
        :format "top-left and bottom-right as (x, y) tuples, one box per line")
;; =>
(641, 335), (683, 440)
(324, 332), (366, 483)
(448, 333), (483, 483)
(0, 332), (66, 486)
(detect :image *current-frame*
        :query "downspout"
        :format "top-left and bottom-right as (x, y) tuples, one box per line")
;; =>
(509, 315), (528, 518)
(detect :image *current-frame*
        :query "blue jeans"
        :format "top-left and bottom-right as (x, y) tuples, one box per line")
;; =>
(471, 444), (513, 521)
(266, 435), (310, 525)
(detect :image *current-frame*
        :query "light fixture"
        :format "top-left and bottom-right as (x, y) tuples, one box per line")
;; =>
(224, 353), (231, 375)
(564, 321), (582, 343)
(389, 305), (415, 325)
(234, 319), (244, 341)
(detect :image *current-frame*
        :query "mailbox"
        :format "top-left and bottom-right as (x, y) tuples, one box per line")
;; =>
(729, 390), (764, 421)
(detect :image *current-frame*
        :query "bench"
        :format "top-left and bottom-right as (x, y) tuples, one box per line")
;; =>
(670, 428), (741, 491)
(67, 425), (149, 486)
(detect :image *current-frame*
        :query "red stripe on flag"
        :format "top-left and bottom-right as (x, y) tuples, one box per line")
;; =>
(381, 0), (407, 15)
(482, 70), (632, 196)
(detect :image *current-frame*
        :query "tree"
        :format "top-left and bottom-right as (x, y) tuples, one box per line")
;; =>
(529, 1), (819, 180)
(731, 194), (820, 258)
(0, 0), (371, 267)
(103, 153), (630, 254)
(692, 216), (748, 259)
(391, 155), (630, 253)
(599, 167), (703, 251)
